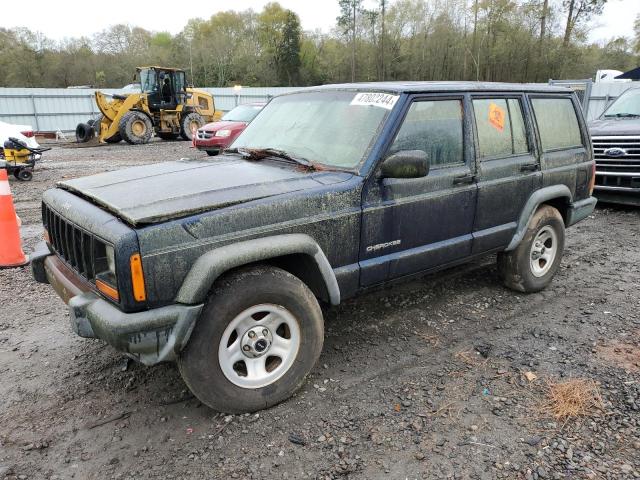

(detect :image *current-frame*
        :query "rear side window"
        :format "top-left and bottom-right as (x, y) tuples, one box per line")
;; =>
(389, 99), (464, 167)
(531, 97), (583, 151)
(473, 98), (529, 159)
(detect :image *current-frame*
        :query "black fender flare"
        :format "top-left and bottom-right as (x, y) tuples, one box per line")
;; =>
(505, 185), (572, 251)
(175, 234), (341, 306)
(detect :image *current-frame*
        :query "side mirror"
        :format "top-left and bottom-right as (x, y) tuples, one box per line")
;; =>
(380, 150), (429, 179)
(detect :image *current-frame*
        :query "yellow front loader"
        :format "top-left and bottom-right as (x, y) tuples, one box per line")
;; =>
(76, 66), (221, 145)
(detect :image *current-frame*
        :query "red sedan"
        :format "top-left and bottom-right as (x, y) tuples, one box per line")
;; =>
(195, 103), (265, 155)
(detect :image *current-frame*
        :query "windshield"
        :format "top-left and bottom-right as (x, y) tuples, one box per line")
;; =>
(140, 69), (157, 94)
(222, 104), (263, 123)
(231, 91), (397, 169)
(602, 88), (640, 117)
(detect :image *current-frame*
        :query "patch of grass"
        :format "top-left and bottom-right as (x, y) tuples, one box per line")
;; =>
(541, 378), (604, 422)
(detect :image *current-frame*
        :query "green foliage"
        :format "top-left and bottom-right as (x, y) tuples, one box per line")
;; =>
(634, 13), (640, 55)
(0, 0), (636, 88)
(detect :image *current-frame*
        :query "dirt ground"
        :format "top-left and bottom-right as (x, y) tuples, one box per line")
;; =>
(1, 139), (639, 480)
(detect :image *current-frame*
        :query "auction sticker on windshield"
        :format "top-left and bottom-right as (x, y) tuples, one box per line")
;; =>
(351, 93), (399, 110)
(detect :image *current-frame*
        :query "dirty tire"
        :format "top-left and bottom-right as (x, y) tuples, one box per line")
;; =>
(180, 112), (204, 140)
(178, 266), (324, 413)
(75, 123), (93, 143)
(16, 169), (33, 181)
(96, 115), (122, 143)
(118, 111), (153, 145)
(497, 205), (565, 293)
(158, 132), (179, 140)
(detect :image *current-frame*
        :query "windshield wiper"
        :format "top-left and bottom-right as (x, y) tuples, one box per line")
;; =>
(224, 147), (317, 170)
(604, 113), (640, 118)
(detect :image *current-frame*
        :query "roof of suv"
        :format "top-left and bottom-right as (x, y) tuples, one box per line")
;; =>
(299, 81), (571, 94)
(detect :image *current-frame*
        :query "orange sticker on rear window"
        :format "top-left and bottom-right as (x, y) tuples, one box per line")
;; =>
(488, 103), (506, 132)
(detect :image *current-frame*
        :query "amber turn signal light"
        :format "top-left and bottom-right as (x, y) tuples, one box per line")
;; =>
(130, 253), (146, 302)
(96, 279), (120, 302)
(43, 228), (50, 243)
(588, 162), (596, 196)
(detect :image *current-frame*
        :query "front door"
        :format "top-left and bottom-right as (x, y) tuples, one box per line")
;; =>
(360, 96), (478, 286)
(470, 95), (542, 253)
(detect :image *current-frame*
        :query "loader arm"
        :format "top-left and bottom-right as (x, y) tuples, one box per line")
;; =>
(95, 91), (151, 143)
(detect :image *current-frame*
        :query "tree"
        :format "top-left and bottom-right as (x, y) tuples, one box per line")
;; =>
(258, 3), (302, 85)
(562, 0), (607, 47)
(633, 13), (640, 55)
(338, 0), (363, 81)
(0, 0), (621, 89)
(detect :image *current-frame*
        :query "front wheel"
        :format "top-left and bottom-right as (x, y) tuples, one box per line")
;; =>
(119, 111), (153, 145)
(180, 112), (204, 141)
(497, 205), (565, 293)
(178, 266), (324, 413)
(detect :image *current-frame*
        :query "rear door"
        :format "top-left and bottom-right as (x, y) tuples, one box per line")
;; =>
(470, 95), (542, 253)
(529, 95), (589, 198)
(359, 95), (478, 285)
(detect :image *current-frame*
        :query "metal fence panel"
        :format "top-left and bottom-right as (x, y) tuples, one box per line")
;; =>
(3, 83), (638, 132)
(0, 86), (302, 132)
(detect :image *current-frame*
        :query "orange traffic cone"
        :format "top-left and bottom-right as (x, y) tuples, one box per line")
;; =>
(0, 169), (29, 268)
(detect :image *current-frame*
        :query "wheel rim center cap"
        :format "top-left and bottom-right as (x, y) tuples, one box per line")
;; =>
(241, 326), (273, 358)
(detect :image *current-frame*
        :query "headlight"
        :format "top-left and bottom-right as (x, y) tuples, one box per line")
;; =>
(95, 243), (119, 302)
(106, 245), (116, 273)
(215, 129), (232, 138)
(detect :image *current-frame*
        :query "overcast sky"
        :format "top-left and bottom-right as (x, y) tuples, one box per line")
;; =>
(2, 0), (638, 44)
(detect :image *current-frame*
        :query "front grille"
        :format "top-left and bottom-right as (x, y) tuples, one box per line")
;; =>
(591, 136), (640, 190)
(197, 130), (214, 140)
(592, 136), (640, 173)
(42, 203), (105, 282)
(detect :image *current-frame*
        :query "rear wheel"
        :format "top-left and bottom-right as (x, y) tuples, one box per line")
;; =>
(178, 266), (324, 413)
(180, 112), (204, 141)
(119, 111), (153, 145)
(205, 150), (219, 156)
(497, 205), (565, 293)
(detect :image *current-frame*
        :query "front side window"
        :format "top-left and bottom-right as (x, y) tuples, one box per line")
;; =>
(389, 99), (464, 167)
(473, 98), (529, 159)
(531, 97), (583, 151)
(233, 91), (396, 169)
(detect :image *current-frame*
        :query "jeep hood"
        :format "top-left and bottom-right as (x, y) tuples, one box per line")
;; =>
(588, 118), (640, 136)
(57, 156), (353, 226)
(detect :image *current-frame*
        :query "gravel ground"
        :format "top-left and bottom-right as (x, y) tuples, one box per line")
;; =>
(0, 139), (639, 480)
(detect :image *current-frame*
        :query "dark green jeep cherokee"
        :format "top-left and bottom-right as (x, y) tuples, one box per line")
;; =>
(32, 82), (597, 412)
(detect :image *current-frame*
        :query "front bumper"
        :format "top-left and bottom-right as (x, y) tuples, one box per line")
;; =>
(194, 134), (229, 151)
(31, 242), (203, 365)
(566, 196), (598, 226)
(594, 186), (640, 206)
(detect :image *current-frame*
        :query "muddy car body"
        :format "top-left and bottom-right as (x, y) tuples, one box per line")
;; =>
(32, 82), (596, 412)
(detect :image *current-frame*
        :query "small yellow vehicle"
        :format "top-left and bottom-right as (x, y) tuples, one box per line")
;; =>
(76, 67), (221, 145)
(1, 137), (50, 181)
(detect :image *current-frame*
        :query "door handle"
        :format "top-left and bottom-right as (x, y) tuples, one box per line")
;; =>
(453, 174), (476, 185)
(520, 163), (540, 172)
